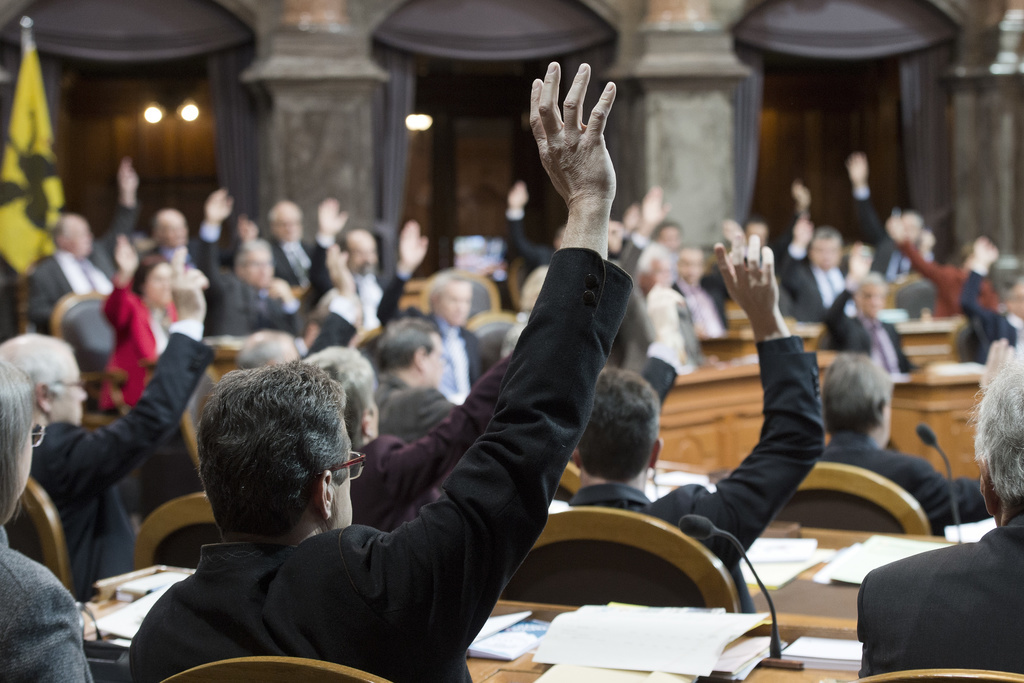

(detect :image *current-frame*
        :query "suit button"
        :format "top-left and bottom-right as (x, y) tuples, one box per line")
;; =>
(584, 274), (598, 289)
(582, 290), (597, 305)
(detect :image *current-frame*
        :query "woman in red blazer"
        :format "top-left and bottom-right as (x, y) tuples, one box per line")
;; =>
(102, 237), (177, 408)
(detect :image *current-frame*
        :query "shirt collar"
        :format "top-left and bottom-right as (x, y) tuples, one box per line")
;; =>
(569, 482), (652, 509)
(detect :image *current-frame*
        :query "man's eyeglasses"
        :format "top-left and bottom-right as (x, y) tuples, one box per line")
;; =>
(31, 424), (46, 448)
(328, 452), (365, 481)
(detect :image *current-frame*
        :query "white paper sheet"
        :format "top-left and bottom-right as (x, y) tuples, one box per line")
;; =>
(818, 536), (950, 585)
(745, 538), (818, 563)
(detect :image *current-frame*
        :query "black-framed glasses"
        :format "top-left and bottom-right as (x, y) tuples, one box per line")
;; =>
(31, 424), (45, 448)
(328, 452), (365, 481)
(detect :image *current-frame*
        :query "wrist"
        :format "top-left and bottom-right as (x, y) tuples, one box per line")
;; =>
(751, 311), (789, 343)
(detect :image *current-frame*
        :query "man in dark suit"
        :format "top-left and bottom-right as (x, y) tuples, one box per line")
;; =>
(428, 271), (481, 403)
(858, 356), (1024, 675)
(0, 259), (213, 600)
(28, 157), (139, 334)
(821, 353), (988, 536)
(676, 246), (725, 339)
(780, 224), (847, 323)
(195, 190), (301, 338)
(824, 246), (915, 375)
(374, 317), (452, 442)
(569, 238), (824, 612)
(265, 199), (337, 302)
(129, 61), (629, 683)
(961, 236), (1023, 363)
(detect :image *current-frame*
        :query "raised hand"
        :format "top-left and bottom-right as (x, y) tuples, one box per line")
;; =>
(117, 157), (139, 208)
(317, 198), (349, 240)
(713, 234), (788, 343)
(507, 181), (529, 212)
(204, 188), (234, 226)
(397, 220), (428, 275)
(885, 214), (906, 243)
(646, 285), (687, 362)
(721, 219), (744, 244)
(529, 62), (616, 257)
(326, 244), (356, 299)
(792, 215), (814, 250)
(236, 214), (259, 243)
(791, 179), (811, 214)
(622, 203), (641, 236)
(972, 237), (999, 272)
(847, 242), (873, 285)
(638, 186), (671, 238)
(113, 235), (139, 286)
(171, 247), (208, 323)
(846, 152), (869, 191)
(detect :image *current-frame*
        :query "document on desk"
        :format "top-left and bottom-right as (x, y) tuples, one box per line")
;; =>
(818, 535), (950, 585)
(95, 586), (173, 640)
(743, 548), (836, 590)
(535, 665), (696, 682)
(532, 605), (767, 676)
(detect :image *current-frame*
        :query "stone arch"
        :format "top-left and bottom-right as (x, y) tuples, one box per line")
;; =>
(0, 0), (256, 33)
(365, 0), (621, 36)
(733, 0), (966, 29)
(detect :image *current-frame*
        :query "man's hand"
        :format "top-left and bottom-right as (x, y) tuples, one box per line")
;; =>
(204, 188), (234, 226)
(113, 235), (139, 286)
(713, 235), (788, 343)
(317, 198), (349, 240)
(326, 244), (356, 298)
(792, 215), (814, 250)
(721, 219), (744, 244)
(885, 214), (906, 243)
(530, 62), (616, 257)
(918, 229), (936, 256)
(982, 339), (1015, 389)
(267, 278), (297, 304)
(972, 237), (999, 272)
(846, 152), (869, 192)
(507, 181), (529, 212)
(847, 242), (872, 286)
(397, 220), (428, 275)
(637, 186), (671, 239)
(117, 157), (139, 208)
(792, 179), (811, 214)
(622, 203), (641, 236)
(171, 247), (208, 323)
(236, 214), (259, 243)
(646, 285), (687, 363)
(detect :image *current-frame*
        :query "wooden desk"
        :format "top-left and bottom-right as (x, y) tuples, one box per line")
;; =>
(702, 323), (823, 362)
(895, 317), (962, 366)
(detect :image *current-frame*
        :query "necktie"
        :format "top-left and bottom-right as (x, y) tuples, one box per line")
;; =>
(869, 320), (899, 374)
(78, 259), (99, 291)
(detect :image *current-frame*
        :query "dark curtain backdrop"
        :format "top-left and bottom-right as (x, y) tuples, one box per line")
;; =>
(732, 44), (763, 224)
(208, 44), (259, 223)
(372, 43), (416, 281)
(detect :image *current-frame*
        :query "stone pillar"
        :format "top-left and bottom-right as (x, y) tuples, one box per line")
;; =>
(616, 1), (748, 247)
(243, 0), (385, 237)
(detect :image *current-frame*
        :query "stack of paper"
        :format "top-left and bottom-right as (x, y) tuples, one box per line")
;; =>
(468, 611), (550, 660)
(533, 605), (767, 677)
(813, 535), (949, 585)
(535, 666), (694, 682)
(945, 517), (996, 543)
(782, 637), (862, 671)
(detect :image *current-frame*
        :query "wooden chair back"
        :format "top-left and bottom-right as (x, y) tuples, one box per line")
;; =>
(502, 507), (741, 611)
(161, 656), (393, 682)
(5, 478), (74, 591)
(418, 269), (501, 320)
(466, 310), (517, 372)
(181, 369), (218, 469)
(506, 257), (529, 311)
(893, 276), (937, 318)
(50, 291), (114, 372)
(857, 670), (1024, 682)
(951, 319), (982, 363)
(134, 493), (220, 570)
(554, 462), (582, 502)
(776, 462), (931, 535)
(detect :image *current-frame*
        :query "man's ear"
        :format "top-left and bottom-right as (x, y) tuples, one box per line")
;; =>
(34, 383), (52, 418)
(311, 470), (333, 521)
(571, 448), (582, 470)
(979, 461), (1003, 524)
(647, 437), (663, 470)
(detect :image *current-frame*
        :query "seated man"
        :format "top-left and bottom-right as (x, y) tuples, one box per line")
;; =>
(0, 256), (213, 600)
(236, 330), (300, 369)
(780, 225), (847, 323)
(374, 318), (451, 442)
(28, 158), (138, 333)
(824, 245), (914, 375)
(637, 243), (702, 366)
(858, 357), (1024, 675)
(265, 199), (339, 302)
(961, 236), (1024, 362)
(820, 353), (988, 535)
(570, 236), (824, 612)
(129, 62), (630, 683)
(676, 246), (725, 340)
(428, 271), (481, 404)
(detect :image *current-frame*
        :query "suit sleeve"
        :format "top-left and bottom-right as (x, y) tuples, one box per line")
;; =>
(195, 235), (229, 309)
(308, 312), (357, 354)
(824, 289), (860, 350)
(338, 249), (630, 650)
(647, 336), (823, 568)
(376, 274), (407, 328)
(39, 335), (214, 506)
(960, 270), (1003, 346)
(641, 356), (677, 405)
(507, 215), (554, 272)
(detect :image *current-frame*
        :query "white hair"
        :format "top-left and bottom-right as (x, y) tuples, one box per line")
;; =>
(974, 359), (1024, 508)
(0, 334), (77, 396)
(636, 243), (674, 277)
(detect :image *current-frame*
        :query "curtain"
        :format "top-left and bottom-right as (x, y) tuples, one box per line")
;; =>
(899, 44), (953, 257)
(207, 44), (259, 224)
(732, 44), (764, 224)
(371, 44), (416, 281)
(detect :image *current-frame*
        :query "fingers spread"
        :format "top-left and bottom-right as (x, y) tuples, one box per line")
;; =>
(539, 62), (563, 138)
(562, 64), (590, 143)
(584, 82), (616, 140)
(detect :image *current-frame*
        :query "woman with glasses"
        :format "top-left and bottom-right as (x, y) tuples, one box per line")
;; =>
(0, 360), (92, 682)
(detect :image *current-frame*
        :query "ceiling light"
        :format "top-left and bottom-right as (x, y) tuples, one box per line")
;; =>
(143, 104), (164, 124)
(179, 100), (199, 122)
(405, 114), (433, 131)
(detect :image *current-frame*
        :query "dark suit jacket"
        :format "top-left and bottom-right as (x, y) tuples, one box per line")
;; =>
(570, 336), (824, 613)
(824, 290), (914, 374)
(822, 431), (989, 536)
(507, 215), (554, 272)
(961, 269), (1017, 362)
(129, 248), (632, 683)
(31, 334), (213, 600)
(357, 355), (510, 531)
(269, 238), (331, 302)
(432, 317), (482, 388)
(28, 204), (139, 333)
(780, 257), (842, 323)
(196, 238), (300, 337)
(858, 514), (1024, 675)
(375, 374), (453, 443)
(307, 312), (357, 356)
(0, 528), (92, 682)
(854, 197), (901, 277)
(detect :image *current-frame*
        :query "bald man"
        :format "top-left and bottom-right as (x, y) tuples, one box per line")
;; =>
(266, 200), (337, 302)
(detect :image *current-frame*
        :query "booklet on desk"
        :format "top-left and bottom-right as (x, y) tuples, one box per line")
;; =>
(468, 619), (550, 660)
(782, 636), (862, 671)
(815, 535), (950, 586)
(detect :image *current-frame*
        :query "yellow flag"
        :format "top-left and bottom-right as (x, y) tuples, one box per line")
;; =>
(0, 27), (64, 273)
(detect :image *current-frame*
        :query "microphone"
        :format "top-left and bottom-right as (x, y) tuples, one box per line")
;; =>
(679, 514), (786, 663)
(916, 423), (962, 543)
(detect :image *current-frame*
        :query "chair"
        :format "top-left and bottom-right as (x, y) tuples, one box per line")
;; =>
(554, 462), (582, 502)
(506, 257), (529, 311)
(951, 319), (983, 363)
(466, 310), (517, 372)
(894, 276), (937, 319)
(502, 507), (741, 611)
(50, 292), (115, 373)
(856, 670), (1024, 682)
(5, 477), (74, 591)
(775, 462), (931, 535)
(161, 656), (393, 682)
(134, 493), (220, 570)
(418, 269), (501, 320)
(181, 369), (218, 469)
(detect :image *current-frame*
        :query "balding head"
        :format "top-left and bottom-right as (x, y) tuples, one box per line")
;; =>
(54, 214), (93, 260)
(269, 201), (303, 244)
(152, 209), (189, 249)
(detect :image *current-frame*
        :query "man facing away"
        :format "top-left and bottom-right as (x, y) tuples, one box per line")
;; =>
(130, 62), (629, 683)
